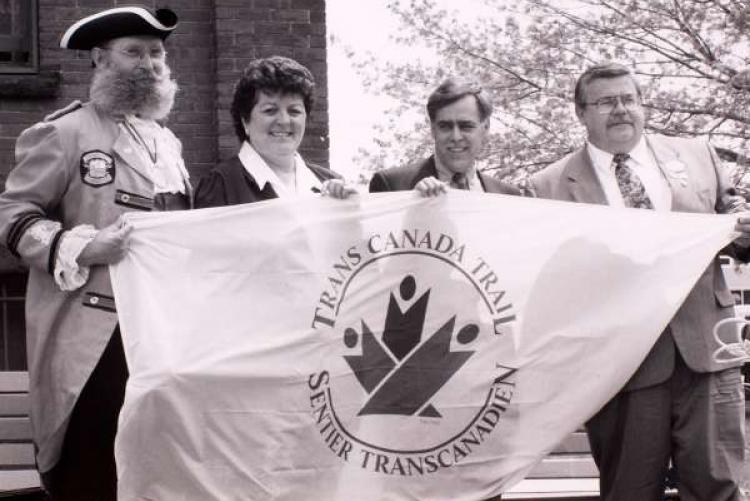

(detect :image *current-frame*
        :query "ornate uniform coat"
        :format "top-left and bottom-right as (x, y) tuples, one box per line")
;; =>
(0, 101), (191, 472)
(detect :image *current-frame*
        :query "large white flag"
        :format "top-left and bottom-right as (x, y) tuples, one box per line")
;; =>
(111, 192), (738, 501)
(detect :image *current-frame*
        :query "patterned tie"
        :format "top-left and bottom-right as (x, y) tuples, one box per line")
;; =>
(613, 153), (653, 209)
(452, 172), (469, 190)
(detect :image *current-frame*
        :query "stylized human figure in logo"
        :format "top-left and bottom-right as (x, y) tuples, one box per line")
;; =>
(382, 275), (429, 360)
(344, 275), (479, 417)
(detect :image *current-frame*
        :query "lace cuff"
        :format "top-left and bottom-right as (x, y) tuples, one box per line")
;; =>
(54, 224), (98, 291)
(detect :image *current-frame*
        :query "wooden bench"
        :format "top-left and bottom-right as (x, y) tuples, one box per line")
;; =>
(505, 430), (679, 500)
(0, 371), (42, 498)
(505, 430), (599, 500)
(0, 370), (681, 500)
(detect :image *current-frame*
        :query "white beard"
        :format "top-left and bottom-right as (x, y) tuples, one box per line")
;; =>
(89, 63), (178, 120)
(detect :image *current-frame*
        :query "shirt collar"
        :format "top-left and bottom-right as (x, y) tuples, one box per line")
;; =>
(238, 141), (321, 197)
(433, 155), (479, 186)
(627, 137), (652, 168)
(587, 136), (649, 171)
(295, 155), (322, 195)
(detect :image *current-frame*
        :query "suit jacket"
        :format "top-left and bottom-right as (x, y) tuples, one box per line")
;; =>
(0, 101), (191, 472)
(194, 155), (341, 208)
(532, 134), (747, 390)
(369, 156), (521, 196)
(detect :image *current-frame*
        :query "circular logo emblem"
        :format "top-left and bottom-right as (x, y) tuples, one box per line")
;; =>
(309, 229), (517, 475)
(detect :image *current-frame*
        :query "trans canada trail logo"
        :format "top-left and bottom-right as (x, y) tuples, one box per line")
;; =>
(308, 229), (518, 476)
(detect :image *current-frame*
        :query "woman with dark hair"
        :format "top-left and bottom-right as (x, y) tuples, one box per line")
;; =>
(195, 56), (354, 207)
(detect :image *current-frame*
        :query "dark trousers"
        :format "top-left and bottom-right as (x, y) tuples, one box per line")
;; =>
(586, 349), (744, 501)
(41, 328), (128, 501)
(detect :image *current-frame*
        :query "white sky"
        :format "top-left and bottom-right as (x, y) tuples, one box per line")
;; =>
(326, 0), (401, 181)
(326, 0), (504, 181)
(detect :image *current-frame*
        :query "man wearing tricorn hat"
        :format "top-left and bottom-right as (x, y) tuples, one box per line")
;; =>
(0, 5), (189, 499)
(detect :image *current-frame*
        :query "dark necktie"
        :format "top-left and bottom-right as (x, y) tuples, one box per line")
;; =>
(452, 172), (469, 190)
(613, 153), (653, 209)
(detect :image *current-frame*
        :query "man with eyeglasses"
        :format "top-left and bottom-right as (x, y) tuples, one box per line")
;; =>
(369, 77), (520, 197)
(0, 6), (189, 500)
(533, 62), (750, 500)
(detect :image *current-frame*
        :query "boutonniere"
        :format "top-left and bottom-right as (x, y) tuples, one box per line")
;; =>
(661, 159), (689, 187)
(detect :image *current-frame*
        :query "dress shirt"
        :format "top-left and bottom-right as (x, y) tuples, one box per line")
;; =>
(434, 156), (482, 192)
(238, 141), (321, 197)
(125, 115), (188, 194)
(587, 137), (672, 211)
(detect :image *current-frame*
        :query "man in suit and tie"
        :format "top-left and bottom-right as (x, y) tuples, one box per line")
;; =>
(533, 62), (750, 501)
(369, 77), (520, 197)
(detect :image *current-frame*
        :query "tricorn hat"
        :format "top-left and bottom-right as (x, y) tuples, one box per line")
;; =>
(60, 6), (178, 50)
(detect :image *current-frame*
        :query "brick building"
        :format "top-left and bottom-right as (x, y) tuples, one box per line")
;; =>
(0, 0), (329, 369)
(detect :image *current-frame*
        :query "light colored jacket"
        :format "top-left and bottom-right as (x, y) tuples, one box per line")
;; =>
(533, 134), (747, 389)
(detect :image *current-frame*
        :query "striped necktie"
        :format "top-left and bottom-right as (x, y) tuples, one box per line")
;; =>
(613, 153), (653, 209)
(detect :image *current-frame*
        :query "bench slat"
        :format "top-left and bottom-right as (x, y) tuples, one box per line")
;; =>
(0, 373), (29, 393)
(551, 432), (590, 454)
(0, 394), (30, 417)
(505, 478), (599, 499)
(0, 443), (35, 468)
(526, 454), (599, 479)
(0, 469), (41, 494)
(0, 418), (32, 441)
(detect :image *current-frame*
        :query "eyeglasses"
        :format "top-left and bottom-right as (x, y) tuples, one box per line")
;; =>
(103, 46), (167, 62)
(582, 94), (641, 114)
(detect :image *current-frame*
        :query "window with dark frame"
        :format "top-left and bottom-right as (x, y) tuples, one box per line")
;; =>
(0, 0), (38, 74)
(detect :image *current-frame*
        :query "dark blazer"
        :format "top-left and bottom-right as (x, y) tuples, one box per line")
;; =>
(194, 155), (341, 208)
(532, 134), (747, 390)
(369, 156), (521, 196)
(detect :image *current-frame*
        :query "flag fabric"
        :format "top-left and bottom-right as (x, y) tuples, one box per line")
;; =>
(110, 192), (738, 501)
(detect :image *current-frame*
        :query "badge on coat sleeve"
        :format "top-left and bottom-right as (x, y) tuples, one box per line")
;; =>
(80, 150), (115, 187)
